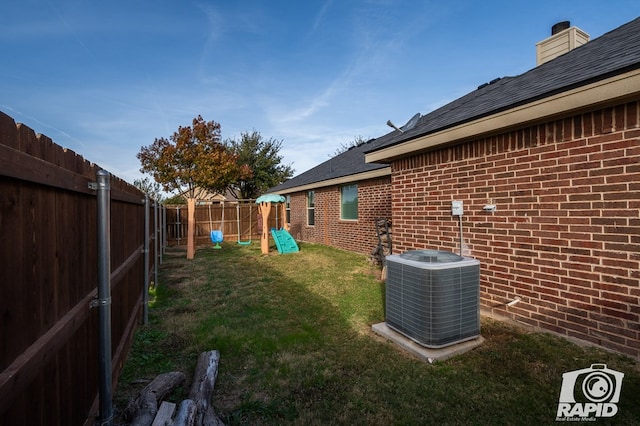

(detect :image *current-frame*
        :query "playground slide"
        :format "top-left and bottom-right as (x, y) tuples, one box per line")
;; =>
(270, 229), (299, 254)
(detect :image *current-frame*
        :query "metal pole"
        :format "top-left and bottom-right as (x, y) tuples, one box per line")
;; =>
(176, 206), (181, 245)
(143, 196), (149, 325)
(154, 200), (159, 287)
(156, 201), (164, 265)
(95, 170), (113, 426)
(162, 204), (167, 255)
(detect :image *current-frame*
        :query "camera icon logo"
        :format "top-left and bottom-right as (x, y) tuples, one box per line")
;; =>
(556, 364), (624, 420)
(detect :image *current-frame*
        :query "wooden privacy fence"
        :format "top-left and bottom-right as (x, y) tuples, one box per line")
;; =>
(0, 111), (159, 425)
(165, 202), (284, 247)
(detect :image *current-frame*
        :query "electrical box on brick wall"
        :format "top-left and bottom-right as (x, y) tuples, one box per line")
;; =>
(452, 200), (463, 216)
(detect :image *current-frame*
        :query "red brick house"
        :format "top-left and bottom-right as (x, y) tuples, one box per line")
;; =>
(270, 139), (393, 255)
(270, 18), (640, 358)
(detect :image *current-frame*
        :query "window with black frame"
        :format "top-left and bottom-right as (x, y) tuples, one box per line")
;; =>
(285, 195), (291, 224)
(307, 190), (315, 226)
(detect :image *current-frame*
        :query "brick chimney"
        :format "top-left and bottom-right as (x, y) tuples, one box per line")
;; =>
(536, 21), (590, 66)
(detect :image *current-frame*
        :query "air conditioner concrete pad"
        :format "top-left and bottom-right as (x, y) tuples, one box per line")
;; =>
(371, 322), (484, 363)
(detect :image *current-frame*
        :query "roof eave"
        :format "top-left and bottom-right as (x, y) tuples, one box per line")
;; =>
(273, 167), (392, 195)
(365, 68), (640, 164)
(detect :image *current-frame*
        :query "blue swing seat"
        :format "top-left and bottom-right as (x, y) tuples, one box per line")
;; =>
(210, 230), (223, 249)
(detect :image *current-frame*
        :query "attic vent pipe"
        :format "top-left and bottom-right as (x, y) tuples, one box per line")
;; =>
(552, 21), (570, 35)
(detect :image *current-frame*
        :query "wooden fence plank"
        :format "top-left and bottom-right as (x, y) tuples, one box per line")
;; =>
(0, 110), (18, 149)
(165, 203), (268, 246)
(152, 401), (177, 426)
(0, 143), (146, 204)
(0, 178), (28, 369)
(111, 244), (143, 286)
(1, 112), (150, 425)
(0, 288), (96, 414)
(0, 142), (95, 194)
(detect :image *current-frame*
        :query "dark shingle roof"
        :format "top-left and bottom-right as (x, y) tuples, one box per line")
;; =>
(366, 16), (640, 154)
(269, 136), (391, 192)
(270, 17), (640, 193)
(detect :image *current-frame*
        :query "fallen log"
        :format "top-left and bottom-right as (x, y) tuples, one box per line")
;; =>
(124, 371), (186, 426)
(171, 399), (196, 426)
(188, 350), (223, 426)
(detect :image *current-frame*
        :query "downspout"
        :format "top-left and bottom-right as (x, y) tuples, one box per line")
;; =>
(94, 170), (113, 426)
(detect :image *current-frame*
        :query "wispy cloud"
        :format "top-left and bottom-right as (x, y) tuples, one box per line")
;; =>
(271, 2), (427, 127)
(0, 104), (88, 149)
(2, 0), (635, 188)
(310, 0), (334, 35)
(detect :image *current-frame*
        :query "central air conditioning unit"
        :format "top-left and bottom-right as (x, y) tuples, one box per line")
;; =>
(385, 250), (480, 348)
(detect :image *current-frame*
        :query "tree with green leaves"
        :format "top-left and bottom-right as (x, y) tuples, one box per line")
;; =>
(137, 115), (251, 258)
(138, 115), (251, 198)
(133, 176), (164, 202)
(225, 130), (294, 200)
(163, 193), (186, 205)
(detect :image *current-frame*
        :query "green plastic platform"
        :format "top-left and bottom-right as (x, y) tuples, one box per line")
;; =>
(271, 229), (299, 254)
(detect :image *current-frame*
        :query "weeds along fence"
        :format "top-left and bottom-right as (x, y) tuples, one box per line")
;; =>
(0, 111), (161, 425)
(165, 201), (283, 247)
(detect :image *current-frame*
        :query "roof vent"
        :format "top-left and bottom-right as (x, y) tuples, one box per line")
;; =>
(477, 77), (502, 90)
(536, 21), (590, 66)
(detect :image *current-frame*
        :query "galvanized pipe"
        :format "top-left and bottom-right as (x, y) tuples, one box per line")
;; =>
(154, 200), (159, 287)
(161, 204), (166, 262)
(176, 206), (181, 245)
(162, 205), (166, 251)
(95, 170), (113, 426)
(143, 196), (149, 325)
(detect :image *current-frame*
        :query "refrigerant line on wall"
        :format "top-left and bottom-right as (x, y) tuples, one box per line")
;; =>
(458, 214), (463, 257)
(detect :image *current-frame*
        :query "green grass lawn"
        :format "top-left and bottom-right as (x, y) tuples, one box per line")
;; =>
(115, 242), (640, 425)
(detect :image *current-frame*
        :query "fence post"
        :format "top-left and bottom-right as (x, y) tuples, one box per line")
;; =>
(154, 200), (159, 287)
(187, 198), (195, 259)
(176, 206), (181, 245)
(143, 196), (149, 325)
(162, 204), (167, 256)
(94, 170), (113, 426)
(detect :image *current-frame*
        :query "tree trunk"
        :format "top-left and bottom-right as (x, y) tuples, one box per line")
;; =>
(188, 350), (223, 426)
(171, 399), (197, 426)
(187, 198), (196, 259)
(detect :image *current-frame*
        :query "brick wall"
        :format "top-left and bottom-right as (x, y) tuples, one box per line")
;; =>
(287, 176), (392, 255)
(390, 102), (640, 358)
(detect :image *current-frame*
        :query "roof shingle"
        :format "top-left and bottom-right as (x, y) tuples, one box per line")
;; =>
(366, 17), (640, 154)
(270, 17), (640, 194)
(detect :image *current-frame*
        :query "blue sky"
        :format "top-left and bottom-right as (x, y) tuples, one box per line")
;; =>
(1, 1), (638, 191)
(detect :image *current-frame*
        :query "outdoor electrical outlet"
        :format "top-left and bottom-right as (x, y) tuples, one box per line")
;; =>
(452, 200), (463, 216)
